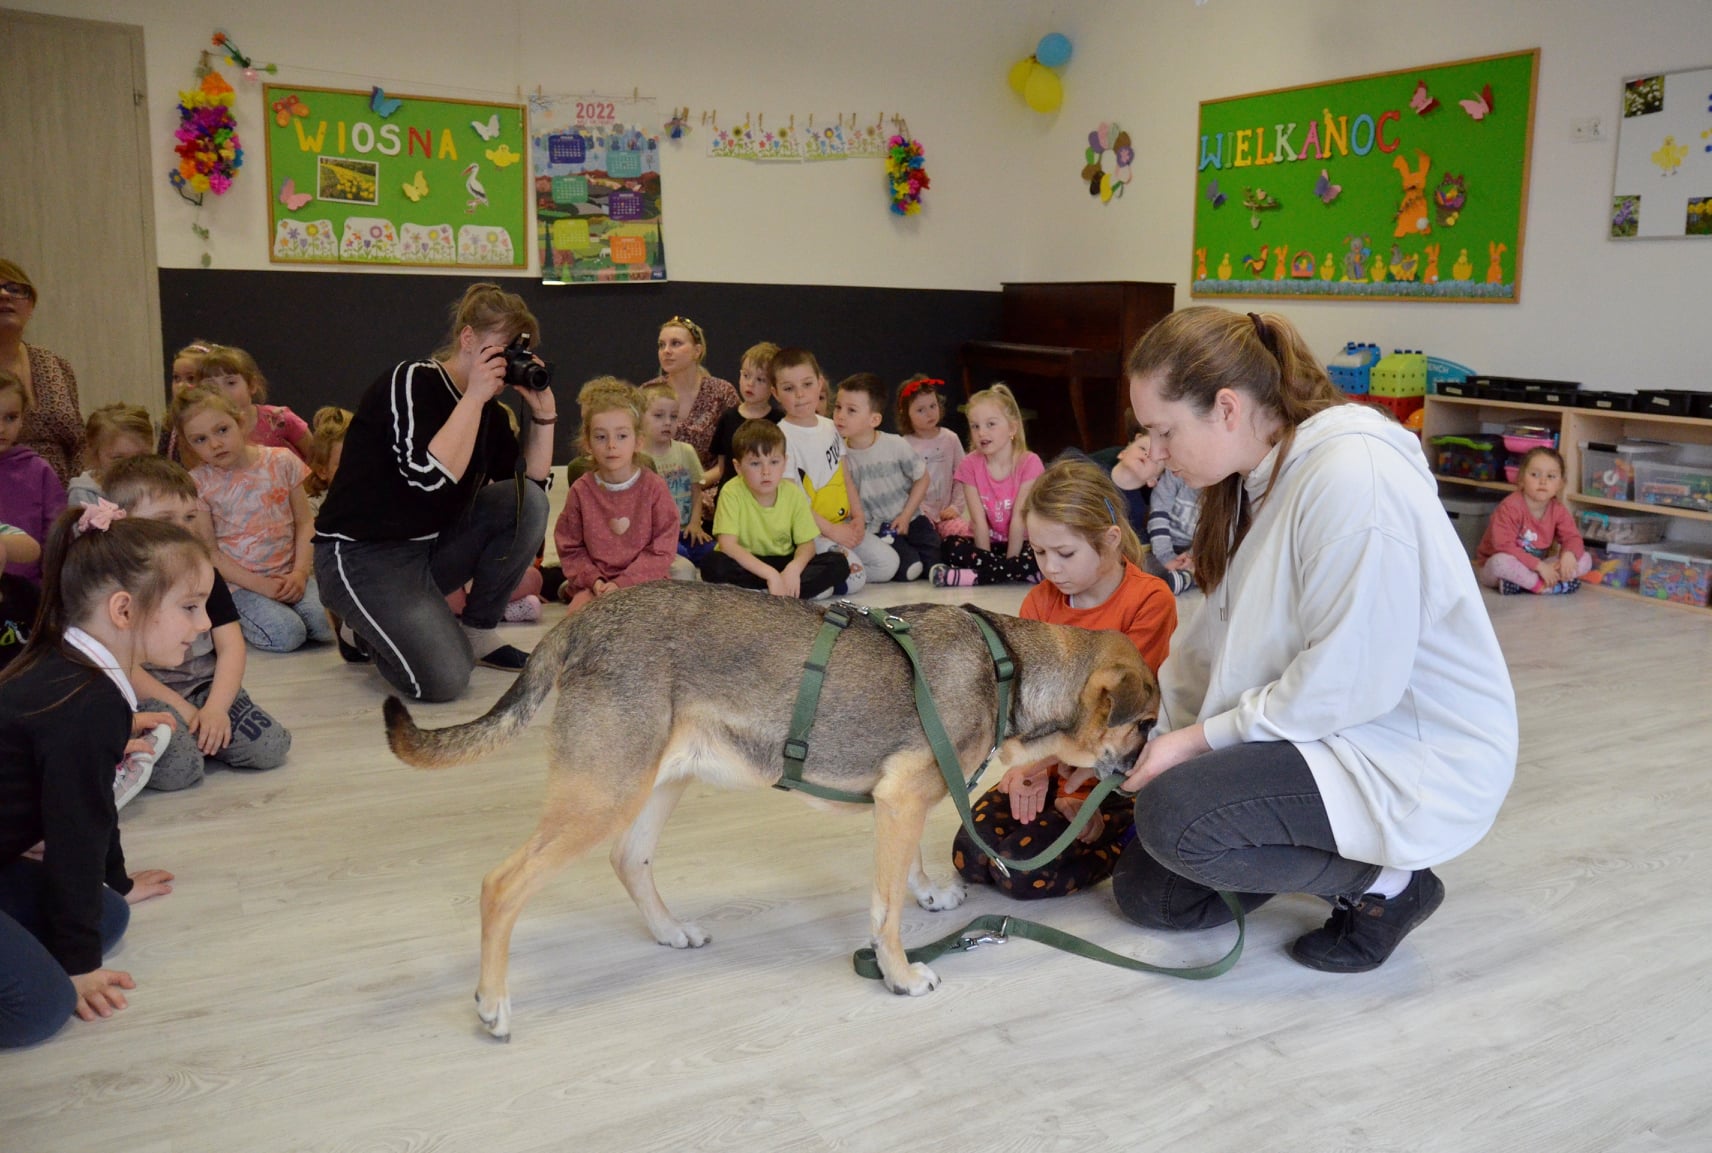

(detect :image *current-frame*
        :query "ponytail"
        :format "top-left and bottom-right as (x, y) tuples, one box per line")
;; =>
(1125, 306), (1346, 593)
(965, 382), (1029, 456)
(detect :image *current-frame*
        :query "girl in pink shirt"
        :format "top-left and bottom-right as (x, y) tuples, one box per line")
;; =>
(198, 346), (311, 461)
(931, 383), (1044, 586)
(1476, 447), (1591, 595)
(553, 380), (681, 613)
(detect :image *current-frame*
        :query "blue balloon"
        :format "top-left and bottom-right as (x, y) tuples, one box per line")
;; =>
(1036, 32), (1072, 69)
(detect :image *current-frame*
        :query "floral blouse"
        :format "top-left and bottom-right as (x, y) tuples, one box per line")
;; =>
(18, 344), (83, 486)
(644, 373), (738, 469)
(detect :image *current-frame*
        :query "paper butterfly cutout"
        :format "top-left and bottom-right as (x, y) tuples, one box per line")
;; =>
(1314, 168), (1342, 205)
(278, 178), (312, 212)
(401, 171), (429, 202)
(485, 143), (522, 168)
(1460, 83), (1493, 121)
(369, 86), (403, 118)
(471, 114), (501, 141)
(1410, 81), (1439, 116)
(1206, 177), (1227, 209)
(271, 93), (308, 128)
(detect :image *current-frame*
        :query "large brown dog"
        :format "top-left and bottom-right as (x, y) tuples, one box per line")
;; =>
(384, 582), (1156, 1040)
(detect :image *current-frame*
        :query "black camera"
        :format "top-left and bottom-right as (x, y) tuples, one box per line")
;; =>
(499, 334), (554, 392)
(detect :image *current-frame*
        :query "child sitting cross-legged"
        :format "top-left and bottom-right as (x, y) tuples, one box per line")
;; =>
(832, 373), (940, 581)
(1145, 459), (1201, 596)
(699, 418), (849, 599)
(773, 347), (865, 595)
(638, 381), (711, 574)
(1476, 446), (1590, 595)
(553, 379), (683, 612)
(103, 455), (291, 791)
(932, 383), (1044, 587)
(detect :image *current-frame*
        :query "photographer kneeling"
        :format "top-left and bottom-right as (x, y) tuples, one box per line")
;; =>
(315, 283), (554, 702)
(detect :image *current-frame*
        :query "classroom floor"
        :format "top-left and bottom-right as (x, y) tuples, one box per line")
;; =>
(4, 580), (1709, 1152)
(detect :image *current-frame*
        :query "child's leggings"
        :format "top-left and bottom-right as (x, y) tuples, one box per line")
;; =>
(0, 858), (130, 1049)
(942, 536), (1040, 584)
(136, 685), (293, 792)
(952, 776), (1134, 898)
(1480, 551), (1591, 590)
(698, 550), (849, 599)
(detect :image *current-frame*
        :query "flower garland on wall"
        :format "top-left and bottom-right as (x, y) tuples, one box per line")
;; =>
(170, 33), (275, 266)
(886, 135), (929, 215)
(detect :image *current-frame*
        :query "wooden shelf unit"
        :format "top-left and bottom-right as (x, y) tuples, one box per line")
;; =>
(1422, 394), (1712, 612)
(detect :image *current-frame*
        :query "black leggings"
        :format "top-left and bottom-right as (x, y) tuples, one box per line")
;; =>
(1112, 741), (1382, 931)
(942, 536), (1039, 585)
(698, 550), (850, 599)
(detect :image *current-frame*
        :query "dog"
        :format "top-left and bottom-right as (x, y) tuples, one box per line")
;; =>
(383, 582), (1157, 1040)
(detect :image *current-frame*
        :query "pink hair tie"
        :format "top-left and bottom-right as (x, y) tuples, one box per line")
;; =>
(75, 498), (127, 536)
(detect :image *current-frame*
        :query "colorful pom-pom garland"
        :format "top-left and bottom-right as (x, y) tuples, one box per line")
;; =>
(886, 135), (929, 216)
(169, 66), (244, 205)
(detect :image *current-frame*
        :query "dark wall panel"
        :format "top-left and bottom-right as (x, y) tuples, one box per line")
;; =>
(158, 270), (1004, 459)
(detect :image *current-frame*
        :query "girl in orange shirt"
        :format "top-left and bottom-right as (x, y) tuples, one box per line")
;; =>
(952, 458), (1176, 897)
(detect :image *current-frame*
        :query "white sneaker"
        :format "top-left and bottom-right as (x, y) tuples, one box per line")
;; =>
(114, 723), (171, 809)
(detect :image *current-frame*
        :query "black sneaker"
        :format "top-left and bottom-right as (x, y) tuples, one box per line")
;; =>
(1289, 868), (1446, 973)
(477, 644), (530, 672)
(336, 623), (371, 664)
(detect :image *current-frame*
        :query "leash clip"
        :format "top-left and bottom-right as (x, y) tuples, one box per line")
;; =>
(959, 916), (1011, 950)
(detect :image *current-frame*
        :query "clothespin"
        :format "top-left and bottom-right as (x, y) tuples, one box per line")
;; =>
(788, 114), (794, 133)
(758, 112), (765, 130)
(632, 86), (639, 103)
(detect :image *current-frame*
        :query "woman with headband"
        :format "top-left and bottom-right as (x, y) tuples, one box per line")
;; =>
(643, 316), (738, 486)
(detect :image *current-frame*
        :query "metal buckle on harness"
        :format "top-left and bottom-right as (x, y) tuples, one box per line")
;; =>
(959, 916), (1011, 950)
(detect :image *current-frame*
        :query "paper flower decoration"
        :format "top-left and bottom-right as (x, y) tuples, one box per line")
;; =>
(886, 134), (930, 216)
(1081, 122), (1133, 203)
(169, 69), (244, 205)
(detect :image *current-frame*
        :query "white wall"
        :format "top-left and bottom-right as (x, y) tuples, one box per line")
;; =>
(1022, 0), (1712, 391)
(5, 0), (1033, 290)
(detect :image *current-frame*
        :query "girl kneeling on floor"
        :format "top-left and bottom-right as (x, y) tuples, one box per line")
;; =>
(952, 458), (1176, 897)
(0, 503), (193, 1047)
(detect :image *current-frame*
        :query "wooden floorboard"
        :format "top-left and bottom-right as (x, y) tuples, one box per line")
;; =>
(4, 582), (1710, 1152)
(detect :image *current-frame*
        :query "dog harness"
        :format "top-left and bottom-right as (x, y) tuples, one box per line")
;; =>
(777, 600), (1244, 983)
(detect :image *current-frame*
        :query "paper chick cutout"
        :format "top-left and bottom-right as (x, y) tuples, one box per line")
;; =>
(484, 143), (522, 168)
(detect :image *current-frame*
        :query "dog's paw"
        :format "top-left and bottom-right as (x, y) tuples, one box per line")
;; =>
(475, 990), (512, 1042)
(885, 962), (941, 997)
(655, 921), (711, 949)
(912, 877), (966, 912)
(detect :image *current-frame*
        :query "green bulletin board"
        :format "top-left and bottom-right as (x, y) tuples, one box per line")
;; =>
(263, 84), (527, 268)
(1191, 50), (1538, 302)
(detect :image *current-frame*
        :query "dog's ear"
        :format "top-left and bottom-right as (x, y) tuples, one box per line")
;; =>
(1083, 662), (1158, 731)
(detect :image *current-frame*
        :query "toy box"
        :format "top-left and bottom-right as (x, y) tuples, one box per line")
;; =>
(1370, 349), (1427, 398)
(1328, 343), (1380, 396)
(1635, 459), (1712, 513)
(1586, 542), (1660, 590)
(1572, 508), (1668, 545)
(1431, 435), (1502, 481)
(1440, 491), (1502, 559)
(1580, 441), (1671, 501)
(1639, 545), (1712, 606)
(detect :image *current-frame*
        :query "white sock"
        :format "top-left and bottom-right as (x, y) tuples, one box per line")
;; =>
(1368, 866), (1412, 899)
(462, 624), (502, 659)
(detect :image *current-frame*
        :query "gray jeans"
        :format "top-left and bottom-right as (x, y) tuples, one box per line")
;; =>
(314, 479), (548, 702)
(1111, 741), (1382, 931)
(138, 686), (292, 792)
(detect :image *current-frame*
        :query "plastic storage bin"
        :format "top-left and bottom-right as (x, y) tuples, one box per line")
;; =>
(1440, 491), (1502, 558)
(1432, 435), (1503, 481)
(1580, 442), (1671, 501)
(1639, 545), (1712, 606)
(1635, 459), (1712, 513)
(1572, 508), (1668, 545)
(1501, 423), (1557, 454)
(1586, 542), (1660, 590)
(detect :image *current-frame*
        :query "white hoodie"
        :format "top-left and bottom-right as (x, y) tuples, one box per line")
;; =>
(1156, 404), (1518, 870)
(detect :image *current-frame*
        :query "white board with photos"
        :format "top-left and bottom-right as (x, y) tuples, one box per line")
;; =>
(1610, 65), (1712, 239)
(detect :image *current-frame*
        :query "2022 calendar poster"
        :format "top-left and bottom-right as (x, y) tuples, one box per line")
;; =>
(529, 93), (666, 283)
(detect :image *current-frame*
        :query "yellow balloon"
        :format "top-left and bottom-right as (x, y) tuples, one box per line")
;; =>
(1024, 65), (1063, 114)
(1008, 57), (1036, 95)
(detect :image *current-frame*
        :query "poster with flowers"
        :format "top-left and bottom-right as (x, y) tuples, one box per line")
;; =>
(262, 84), (526, 268)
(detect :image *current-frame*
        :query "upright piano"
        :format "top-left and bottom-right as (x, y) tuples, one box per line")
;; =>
(959, 281), (1175, 453)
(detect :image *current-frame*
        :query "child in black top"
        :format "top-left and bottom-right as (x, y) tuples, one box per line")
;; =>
(0, 501), (207, 1048)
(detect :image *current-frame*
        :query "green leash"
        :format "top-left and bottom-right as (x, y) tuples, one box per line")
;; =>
(777, 601), (1244, 983)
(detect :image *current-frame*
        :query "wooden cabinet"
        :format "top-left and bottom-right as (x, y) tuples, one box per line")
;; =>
(1422, 395), (1712, 611)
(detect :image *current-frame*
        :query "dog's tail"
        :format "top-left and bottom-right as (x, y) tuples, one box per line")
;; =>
(383, 616), (577, 769)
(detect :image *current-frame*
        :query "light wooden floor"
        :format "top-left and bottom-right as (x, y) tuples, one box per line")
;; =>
(5, 582), (1711, 1152)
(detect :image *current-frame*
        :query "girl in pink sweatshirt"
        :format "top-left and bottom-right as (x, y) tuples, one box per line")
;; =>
(1476, 447), (1590, 594)
(553, 379), (680, 613)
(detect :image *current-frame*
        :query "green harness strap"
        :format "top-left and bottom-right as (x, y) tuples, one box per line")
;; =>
(776, 601), (1244, 983)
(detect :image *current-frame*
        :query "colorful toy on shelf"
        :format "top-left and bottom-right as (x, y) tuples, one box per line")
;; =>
(1327, 341), (1380, 396)
(1639, 546), (1712, 606)
(1431, 434), (1503, 481)
(1368, 349), (1427, 422)
(1586, 542), (1659, 590)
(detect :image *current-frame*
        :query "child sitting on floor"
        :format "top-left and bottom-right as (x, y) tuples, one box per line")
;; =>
(832, 373), (938, 581)
(104, 455), (292, 792)
(1145, 463), (1201, 596)
(67, 404), (156, 508)
(932, 383), (1044, 587)
(1477, 446), (1590, 595)
(0, 369), (66, 585)
(700, 419), (849, 599)
(198, 345), (311, 460)
(773, 347), (865, 595)
(709, 342), (783, 499)
(639, 381), (711, 571)
(554, 379), (683, 611)
(953, 459), (1176, 897)
(897, 375), (969, 538)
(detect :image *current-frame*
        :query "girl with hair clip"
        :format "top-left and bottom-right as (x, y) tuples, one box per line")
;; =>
(952, 458), (1176, 898)
(643, 316), (738, 484)
(897, 375), (968, 538)
(0, 502), (199, 1048)
(1115, 307), (1517, 973)
(313, 282), (554, 701)
(930, 383), (1043, 586)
